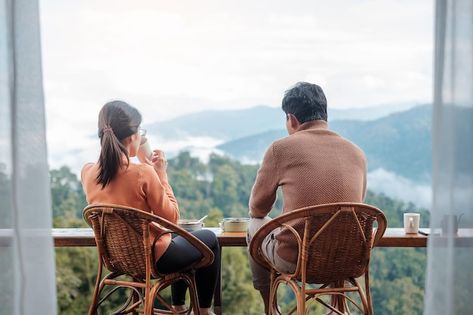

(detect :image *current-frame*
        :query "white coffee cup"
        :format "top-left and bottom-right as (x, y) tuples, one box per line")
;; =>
(138, 136), (153, 162)
(404, 213), (420, 234)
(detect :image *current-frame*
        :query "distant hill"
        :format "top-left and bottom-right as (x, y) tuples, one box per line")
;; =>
(218, 105), (432, 182)
(146, 103), (416, 141)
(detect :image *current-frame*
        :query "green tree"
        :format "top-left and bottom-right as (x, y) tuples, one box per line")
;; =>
(222, 248), (263, 314)
(50, 166), (87, 221)
(211, 164), (240, 216)
(206, 207), (224, 227)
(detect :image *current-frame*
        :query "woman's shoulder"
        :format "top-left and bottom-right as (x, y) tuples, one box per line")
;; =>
(129, 163), (160, 192)
(82, 162), (95, 171)
(135, 162), (157, 178)
(81, 162), (96, 182)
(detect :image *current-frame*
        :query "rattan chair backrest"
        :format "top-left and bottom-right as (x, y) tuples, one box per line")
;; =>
(304, 205), (379, 283)
(83, 204), (215, 280)
(84, 205), (157, 279)
(250, 203), (387, 284)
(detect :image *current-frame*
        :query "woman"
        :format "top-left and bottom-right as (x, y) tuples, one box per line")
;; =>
(81, 100), (219, 315)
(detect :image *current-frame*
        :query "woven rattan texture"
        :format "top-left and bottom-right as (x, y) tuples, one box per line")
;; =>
(87, 209), (152, 279)
(276, 207), (375, 283)
(305, 209), (374, 283)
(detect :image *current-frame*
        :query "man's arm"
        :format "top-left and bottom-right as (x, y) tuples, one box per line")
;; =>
(249, 144), (280, 218)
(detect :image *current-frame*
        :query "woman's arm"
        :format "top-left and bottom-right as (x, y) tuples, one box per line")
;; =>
(142, 164), (179, 223)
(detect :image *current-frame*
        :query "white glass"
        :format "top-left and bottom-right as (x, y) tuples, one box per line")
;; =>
(403, 213), (420, 234)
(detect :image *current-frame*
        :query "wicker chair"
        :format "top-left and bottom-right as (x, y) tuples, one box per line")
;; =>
(83, 204), (214, 315)
(249, 202), (387, 315)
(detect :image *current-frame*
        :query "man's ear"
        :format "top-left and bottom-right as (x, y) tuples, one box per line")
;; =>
(287, 113), (301, 130)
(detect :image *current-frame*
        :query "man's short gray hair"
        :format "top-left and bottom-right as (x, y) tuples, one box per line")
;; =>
(282, 82), (327, 123)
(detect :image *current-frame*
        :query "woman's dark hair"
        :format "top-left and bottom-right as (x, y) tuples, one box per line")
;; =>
(282, 82), (328, 123)
(96, 100), (142, 188)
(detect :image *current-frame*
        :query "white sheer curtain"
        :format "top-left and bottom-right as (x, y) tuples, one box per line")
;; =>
(424, 0), (473, 314)
(0, 0), (57, 314)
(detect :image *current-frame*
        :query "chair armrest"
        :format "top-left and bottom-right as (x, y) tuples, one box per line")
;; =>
(147, 214), (215, 270)
(372, 212), (388, 247)
(249, 214), (304, 276)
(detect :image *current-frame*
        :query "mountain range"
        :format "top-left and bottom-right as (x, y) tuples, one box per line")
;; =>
(218, 105), (432, 182)
(146, 103), (432, 183)
(146, 103), (416, 141)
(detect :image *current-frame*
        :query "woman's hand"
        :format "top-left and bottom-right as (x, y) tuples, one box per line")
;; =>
(137, 151), (153, 165)
(151, 149), (169, 182)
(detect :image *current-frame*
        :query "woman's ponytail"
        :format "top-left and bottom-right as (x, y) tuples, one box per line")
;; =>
(95, 101), (142, 188)
(96, 125), (129, 188)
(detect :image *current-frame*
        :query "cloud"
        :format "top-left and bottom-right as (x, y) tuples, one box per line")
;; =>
(50, 132), (223, 175)
(368, 168), (432, 209)
(40, 0), (433, 114)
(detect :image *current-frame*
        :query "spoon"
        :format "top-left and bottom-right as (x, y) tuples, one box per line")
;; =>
(197, 215), (208, 223)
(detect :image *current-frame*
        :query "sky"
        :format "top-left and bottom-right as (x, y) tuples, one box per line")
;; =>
(39, 0), (434, 175)
(40, 0), (433, 117)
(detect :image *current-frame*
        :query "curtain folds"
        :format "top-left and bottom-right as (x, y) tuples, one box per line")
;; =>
(424, 0), (473, 314)
(0, 0), (57, 314)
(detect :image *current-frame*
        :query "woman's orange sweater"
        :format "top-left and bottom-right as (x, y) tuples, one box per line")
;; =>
(81, 161), (180, 261)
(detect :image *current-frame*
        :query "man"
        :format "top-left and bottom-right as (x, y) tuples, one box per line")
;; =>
(247, 82), (367, 314)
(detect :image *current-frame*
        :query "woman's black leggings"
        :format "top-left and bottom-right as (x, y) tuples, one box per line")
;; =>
(156, 230), (220, 308)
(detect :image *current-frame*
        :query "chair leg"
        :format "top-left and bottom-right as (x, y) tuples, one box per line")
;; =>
(145, 283), (161, 315)
(358, 287), (370, 315)
(143, 279), (154, 315)
(334, 280), (346, 314)
(186, 273), (201, 315)
(269, 273), (285, 315)
(268, 271), (277, 315)
(146, 274), (199, 315)
(293, 282), (304, 315)
(88, 263), (103, 315)
(131, 290), (140, 315)
(273, 277), (303, 315)
(364, 272), (373, 315)
(350, 277), (370, 315)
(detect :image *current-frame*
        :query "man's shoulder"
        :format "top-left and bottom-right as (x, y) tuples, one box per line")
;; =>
(271, 129), (338, 148)
(335, 134), (366, 158)
(272, 129), (366, 159)
(270, 133), (299, 149)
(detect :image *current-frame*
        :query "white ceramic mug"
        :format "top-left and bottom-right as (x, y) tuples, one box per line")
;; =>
(404, 213), (420, 234)
(138, 136), (153, 161)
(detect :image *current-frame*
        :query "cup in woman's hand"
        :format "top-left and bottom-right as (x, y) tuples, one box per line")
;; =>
(138, 136), (153, 163)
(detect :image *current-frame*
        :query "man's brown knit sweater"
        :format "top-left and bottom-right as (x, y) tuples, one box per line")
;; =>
(249, 120), (367, 263)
